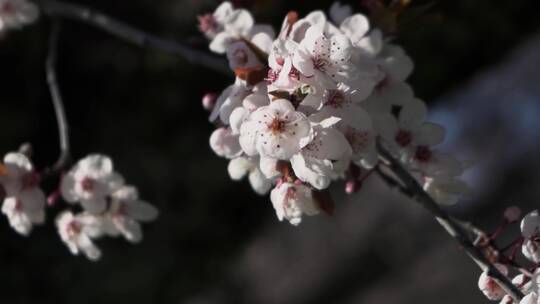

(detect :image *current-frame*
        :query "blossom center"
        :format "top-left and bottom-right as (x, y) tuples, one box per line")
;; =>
(415, 145), (432, 162)
(313, 57), (329, 72)
(21, 172), (40, 189)
(395, 130), (412, 147)
(324, 90), (346, 108)
(266, 68), (279, 84)
(267, 118), (286, 134)
(67, 220), (82, 237)
(80, 177), (96, 192)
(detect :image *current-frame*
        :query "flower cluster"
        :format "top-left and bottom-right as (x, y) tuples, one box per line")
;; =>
(0, 0), (38, 33)
(478, 209), (540, 304)
(0, 151), (158, 261)
(201, 1), (470, 225)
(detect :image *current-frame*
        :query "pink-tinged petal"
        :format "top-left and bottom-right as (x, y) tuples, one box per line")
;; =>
(210, 127), (243, 159)
(416, 122), (446, 146)
(398, 98), (427, 130)
(340, 14), (369, 45)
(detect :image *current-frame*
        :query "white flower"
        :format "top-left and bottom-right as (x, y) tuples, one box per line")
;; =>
(0, 152), (45, 236)
(198, 1), (235, 39)
(105, 185), (159, 243)
(478, 264), (509, 301)
(239, 99), (311, 159)
(291, 116), (351, 189)
(0, 0), (39, 32)
(292, 26), (354, 87)
(209, 127), (243, 159)
(61, 154), (124, 214)
(521, 210), (540, 263)
(375, 98), (445, 157)
(270, 182), (319, 226)
(56, 211), (102, 261)
(228, 157), (272, 195)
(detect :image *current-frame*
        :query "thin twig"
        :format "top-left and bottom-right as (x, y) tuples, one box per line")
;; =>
(35, 0), (230, 75)
(376, 142), (524, 301)
(43, 20), (70, 176)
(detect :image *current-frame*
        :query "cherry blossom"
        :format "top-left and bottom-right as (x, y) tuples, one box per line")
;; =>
(0, 152), (45, 235)
(209, 127), (243, 159)
(270, 182), (319, 226)
(290, 116), (351, 189)
(104, 185), (159, 243)
(0, 0), (39, 32)
(61, 154), (124, 214)
(239, 99), (311, 160)
(56, 211), (102, 261)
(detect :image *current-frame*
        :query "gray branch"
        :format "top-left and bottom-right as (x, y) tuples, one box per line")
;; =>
(36, 0), (230, 75)
(44, 20), (70, 175)
(376, 142), (524, 301)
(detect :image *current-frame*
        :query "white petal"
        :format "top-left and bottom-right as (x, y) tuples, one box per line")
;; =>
(79, 154), (113, 180)
(209, 127), (243, 159)
(416, 122), (446, 146)
(81, 197), (108, 214)
(227, 157), (252, 180)
(4, 152), (32, 172)
(248, 169), (272, 195)
(209, 32), (234, 54)
(399, 98), (427, 130)
(128, 200), (159, 222)
(340, 14), (369, 45)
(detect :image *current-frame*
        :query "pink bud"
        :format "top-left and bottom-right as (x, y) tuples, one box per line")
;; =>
(504, 206), (521, 223)
(345, 180), (362, 194)
(202, 92), (218, 111)
(47, 190), (60, 207)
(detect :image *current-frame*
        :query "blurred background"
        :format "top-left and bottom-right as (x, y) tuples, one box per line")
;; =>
(1, 0), (540, 303)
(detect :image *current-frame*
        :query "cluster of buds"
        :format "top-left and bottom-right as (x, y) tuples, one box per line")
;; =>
(201, 1), (470, 225)
(0, 151), (158, 261)
(477, 208), (540, 304)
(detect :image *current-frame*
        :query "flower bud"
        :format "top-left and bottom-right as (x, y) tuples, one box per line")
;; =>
(202, 92), (218, 111)
(504, 206), (521, 223)
(477, 264), (508, 301)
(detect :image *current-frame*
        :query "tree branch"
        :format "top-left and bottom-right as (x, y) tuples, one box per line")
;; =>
(35, 0), (230, 75)
(376, 142), (524, 301)
(43, 20), (70, 176)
